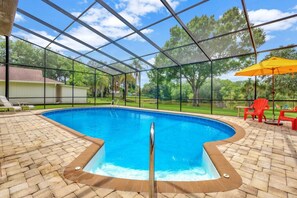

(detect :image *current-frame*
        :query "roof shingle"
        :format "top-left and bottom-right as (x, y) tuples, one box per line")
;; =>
(0, 66), (61, 84)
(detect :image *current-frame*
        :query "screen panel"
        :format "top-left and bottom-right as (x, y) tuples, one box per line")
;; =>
(140, 70), (157, 109)
(104, 0), (172, 29)
(79, 3), (134, 41)
(178, 0), (247, 42)
(199, 30), (253, 60)
(181, 62), (211, 114)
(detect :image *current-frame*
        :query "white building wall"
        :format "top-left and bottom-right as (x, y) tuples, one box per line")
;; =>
(74, 86), (88, 103)
(59, 85), (71, 103)
(0, 81), (57, 104)
(0, 82), (4, 96)
(45, 83), (57, 104)
(0, 82), (88, 104)
(60, 85), (87, 103)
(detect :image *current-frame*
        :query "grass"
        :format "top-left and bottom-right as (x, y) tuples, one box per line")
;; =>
(33, 98), (297, 120)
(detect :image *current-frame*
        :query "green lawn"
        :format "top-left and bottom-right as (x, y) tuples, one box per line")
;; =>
(33, 98), (297, 120)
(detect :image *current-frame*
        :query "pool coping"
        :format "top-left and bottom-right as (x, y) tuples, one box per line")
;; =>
(38, 106), (246, 193)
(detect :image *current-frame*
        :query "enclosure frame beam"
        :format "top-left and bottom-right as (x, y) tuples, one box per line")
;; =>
(156, 70), (159, 110)
(241, 0), (257, 58)
(94, 69), (97, 106)
(44, 2), (96, 49)
(180, 67), (182, 112)
(5, 36), (9, 100)
(124, 74), (127, 106)
(111, 76), (114, 105)
(210, 61), (213, 114)
(17, 8), (133, 74)
(139, 72), (141, 108)
(42, 0), (153, 71)
(43, 49), (46, 109)
(13, 24), (124, 74)
(79, 0), (209, 59)
(10, 34), (111, 76)
(241, 0), (258, 100)
(96, 0), (182, 68)
(72, 60), (74, 107)
(161, 0), (212, 61)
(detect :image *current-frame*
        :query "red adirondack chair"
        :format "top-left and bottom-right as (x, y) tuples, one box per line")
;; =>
(278, 107), (297, 130)
(244, 98), (269, 122)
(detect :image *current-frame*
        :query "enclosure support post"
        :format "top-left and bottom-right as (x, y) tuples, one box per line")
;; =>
(180, 67), (182, 112)
(43, 49), (46, 109)
(124, 73), (127, 106)
(254, 55), (257, 100)
(156, 70), (159, 110)
(210, 61), (213, 114)
(94, 69), (97, 106)
(254, 76), (257, 100)
(111, 76), (114, 105)
(242, 0), (258, 100)
(5, 36), (9, 100)
(72, 60), (74, 107)
(139, 72), (141, 108)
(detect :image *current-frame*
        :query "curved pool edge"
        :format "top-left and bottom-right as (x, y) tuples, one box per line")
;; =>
(38, 106), (245, 193)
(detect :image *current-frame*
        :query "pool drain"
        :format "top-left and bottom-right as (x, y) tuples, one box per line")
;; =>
(223, 173), (230, 178)
(75, 166), (81, 171)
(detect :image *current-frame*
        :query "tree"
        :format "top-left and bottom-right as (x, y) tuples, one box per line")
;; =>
(142, 82), (157, 98)
(264, 48), (297, 101)
(0, 37), (5, 63)
(45, 51), (73, 84)
(240, 78), (254, 102)
(96, 72), (110, 98)
(0, 39), (74, 84)
(9, 40), (44, 66)
(151, 7), (265, 106)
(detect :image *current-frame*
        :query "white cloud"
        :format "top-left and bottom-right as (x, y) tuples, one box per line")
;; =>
(265, 34), (275, 41)
(13, 29), (86, 54)
(77, 7), (134, 40)
(12, 0), (179, 56)
(248, 9), (297, 32)
(167, 0), (179, 10)
(78, 0), (88, 4)
(13, 30), (54, 48)
(116, 0), (180, 27)
(70, 5), (156, 44)
(293, 5), (297, 10)
(56, 35), (91, 52)
(20, 0), (176, 55)
(126, 29), (154, 42)
(65, 26), (108, 48)
(147, 57), (155, 65)
(220, 71), (249, 82)
(15, 13), (25, 22)
(71, 12), (81, 18)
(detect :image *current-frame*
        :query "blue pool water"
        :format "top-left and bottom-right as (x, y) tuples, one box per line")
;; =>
(43, 107), (235, 181)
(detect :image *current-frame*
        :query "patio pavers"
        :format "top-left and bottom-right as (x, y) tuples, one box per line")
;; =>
(0, 110), (297, 197)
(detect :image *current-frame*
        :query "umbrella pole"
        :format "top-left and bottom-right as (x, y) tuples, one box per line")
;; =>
(265, 69), (283, 125)
(272, 69), (275, 120)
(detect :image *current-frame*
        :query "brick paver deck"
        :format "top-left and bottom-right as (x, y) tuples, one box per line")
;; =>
(0, 109), (297, 197)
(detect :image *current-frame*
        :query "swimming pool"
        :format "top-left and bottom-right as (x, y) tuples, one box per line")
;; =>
(43, 107), (235, 181)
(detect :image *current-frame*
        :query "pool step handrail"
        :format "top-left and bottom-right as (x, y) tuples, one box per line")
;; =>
(115, 99), (119, 106)
(111, 99), (120, 106)
(149, 122), (155, 198)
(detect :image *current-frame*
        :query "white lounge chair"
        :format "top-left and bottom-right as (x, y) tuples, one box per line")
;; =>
(0, 96), (22, 111)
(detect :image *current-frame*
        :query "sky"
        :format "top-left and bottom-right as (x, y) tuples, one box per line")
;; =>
(11, 0), (297, 80)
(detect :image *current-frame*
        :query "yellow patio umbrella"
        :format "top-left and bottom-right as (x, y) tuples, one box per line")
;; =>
(235, 56), (297, 123)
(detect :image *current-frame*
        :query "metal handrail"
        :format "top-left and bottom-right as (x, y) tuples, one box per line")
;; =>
(149, 122), (155, 198)
(111, 99), (119, 106)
